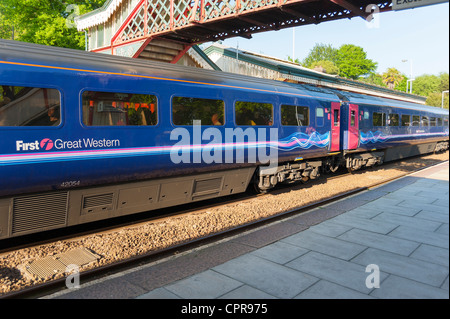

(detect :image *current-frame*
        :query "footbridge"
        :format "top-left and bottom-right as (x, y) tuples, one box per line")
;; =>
(76, 0), (392, 63)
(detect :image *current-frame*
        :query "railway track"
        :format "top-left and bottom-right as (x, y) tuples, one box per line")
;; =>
(0, 151), (448, 299)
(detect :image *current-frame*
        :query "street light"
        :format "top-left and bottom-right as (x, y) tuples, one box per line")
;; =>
(442, 90), (449, 109)
(402, 59), (414, 94)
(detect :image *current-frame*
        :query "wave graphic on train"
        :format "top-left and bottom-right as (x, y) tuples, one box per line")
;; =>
(276, 131), (330, 150)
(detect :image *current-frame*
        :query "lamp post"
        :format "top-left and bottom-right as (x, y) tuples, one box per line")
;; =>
(442, 90), (449, 109)
(402, 59), (414, 94)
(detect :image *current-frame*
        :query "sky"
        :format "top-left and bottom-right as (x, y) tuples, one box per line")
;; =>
(207, 2), (449, 78)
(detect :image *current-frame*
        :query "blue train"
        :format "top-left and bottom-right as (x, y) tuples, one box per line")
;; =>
(0, 40), (448, 239)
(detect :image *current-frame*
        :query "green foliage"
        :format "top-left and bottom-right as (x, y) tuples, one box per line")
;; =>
(287, 56), (300, 64)
(395, 77), (408, 93)
(0, 0), (106, 49)
(413, 74), (442, 96)
(335, 44), (377, 80)
(382, 68), (404, 89)
(302, 43), (377, 80)
(426, 92), (448, 109)
(310, 60), (340, 75)
(302, 43), (338, 68)
(412, 72), (449, 108)
(359, 73), (385, 87)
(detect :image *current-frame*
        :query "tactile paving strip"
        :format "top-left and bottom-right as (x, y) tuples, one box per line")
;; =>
(25, 247), (100, 279)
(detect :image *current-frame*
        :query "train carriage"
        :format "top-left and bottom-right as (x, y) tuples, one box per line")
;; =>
(0, 40), (448, 239)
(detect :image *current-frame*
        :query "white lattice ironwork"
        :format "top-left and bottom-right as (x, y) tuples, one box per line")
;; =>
(79, 0), (393, 54)
(120, 6), (146, 42)
(147, 0), (171, 33)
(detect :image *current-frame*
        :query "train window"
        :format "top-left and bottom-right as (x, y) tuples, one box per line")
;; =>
(82, 91), (157, 126)
(350, 110), (356, 126)
(422, 116), (429, 127)
(429, 117), (437, 126)
(316, 107), (324, 127)
(373, 112), (386, 126)
(412, 115), (420, 126)
(437, 118), (443, 126)
(444, 117), (449, 126)
(401, 114), (410, 126)
(388, 114), (399, 126)
(235, 101), (273, 126)
(335, 109), (340, 126)
(172, 97), (224, 126)
(364, 111), (370, 120)
(0, 85), (61, 127)
(281, 105), (309, 126)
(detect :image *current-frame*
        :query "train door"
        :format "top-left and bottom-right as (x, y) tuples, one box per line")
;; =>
(348, 104), (359, 150)
(330, 102), (341, 152)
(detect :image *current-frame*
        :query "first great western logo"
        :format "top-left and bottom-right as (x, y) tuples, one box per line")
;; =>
(16, 138), (120, 151)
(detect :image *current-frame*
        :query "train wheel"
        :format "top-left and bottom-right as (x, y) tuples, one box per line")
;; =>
(253, 182), (268, 194)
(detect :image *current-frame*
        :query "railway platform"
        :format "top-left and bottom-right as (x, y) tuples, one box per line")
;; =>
(46, 161), (449, 300)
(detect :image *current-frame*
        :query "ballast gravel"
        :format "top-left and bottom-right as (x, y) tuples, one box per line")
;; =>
(0, 151), (448, 295)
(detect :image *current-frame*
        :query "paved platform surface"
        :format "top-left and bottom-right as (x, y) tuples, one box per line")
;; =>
(48, 162), (449, 299)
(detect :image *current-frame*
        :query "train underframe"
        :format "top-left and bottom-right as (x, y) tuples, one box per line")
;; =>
(255, 140), (449, 193)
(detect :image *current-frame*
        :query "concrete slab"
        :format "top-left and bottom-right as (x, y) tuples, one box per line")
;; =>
(372, 178), (416, 193)
(415, 189), (448, 199)
(213, 254), (318, 299)
(328, 214), (398, 234)
(307, 220), (352, 237)
(435, 223), (449, 235)
(230, 222), (307, 248)
(286, 207), (344, 227)
(295, 280), (374, 299)
(219, 285), (277, 299)
(343, 207), (383, 219)
(137, 287), (181, 299)
(250, 241), (309, 264)
(372, 212), (442, 232)
(322, 198), (369, 213)
(281, 230), (366, 260)
(369, 275), (449, 299)
(352, 248), (448, 287)
(398, 201), (449, 214)
(433, 198), (450, 207)
(357, 202), (420, 217)
(164, 270), (242, 299)
(410, 244), (449, 267)
(389, 225), (449, 249)
(415, 210), (450, 224)
(442, 277), (449, 291)
(383, 194), (438, 205)
(349, 190), (389, 202)
(365, 196), (405, 208)
(338, 228), (419, 256)
(285, 251), (377, 294)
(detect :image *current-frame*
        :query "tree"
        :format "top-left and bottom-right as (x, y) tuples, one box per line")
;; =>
(382, 68), (404, 89)
(413, 73), (448, 97)
(335, 44), (377, 80)
(426, 92), (448, 109)
(310, 60), (340, 75)
(302, 43), (338, 68)
(395, 76), (408, 93)
(359, 73), (385, 87)
(287, 56), (300, 64)
(0, 0), (106, 49)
